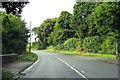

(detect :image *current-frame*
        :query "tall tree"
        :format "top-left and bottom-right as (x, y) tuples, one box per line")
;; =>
(1, 0), (29, 16)
(33, 18), (57, 49)
(1, 0), (29, 54)
(93, 2), (120, 55)
(71, 2), (97, 39)
(49, 11), (75, 45)
(2, 12), (29, 54)
(93, 2), (119, 37)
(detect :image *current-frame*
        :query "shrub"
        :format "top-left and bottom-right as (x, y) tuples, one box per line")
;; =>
(55, 38), (82, 51)
(31, 42), (40, 50)
(63, 38), (80, 51)
(83, 36), (102, 53)
(99, 36), (116, 54)
(55, 44), (64, 50)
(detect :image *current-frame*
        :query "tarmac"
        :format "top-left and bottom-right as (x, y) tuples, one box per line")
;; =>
(2, 61), (33, 79)
(1, 55), (119, 79)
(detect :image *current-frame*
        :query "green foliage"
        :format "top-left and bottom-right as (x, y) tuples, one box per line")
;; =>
(31, 42), (40, 50)
(93, 2), (119, 37)
(55, 38), (81, 51)
(71, 2), (97, 38)
(33, 18), (57, 49)
(2, 12), (29, 54)
(49, 11), (75, 45)
(82, 36), (116, 54)
(2, 1), (29, 16)
(2, 70), (13, 80)
(45, 47), (116, 59)
(35, 2), (120, 56)
(32, 27), (38, 35)
(63, 38), (80, 51)
(99, 36), (116, 54)
(46, 45), (55, 51)
(48, 27), (64, 45)
(17, 52), (38, 62)
(55, 44), (64, 50)
(83, 36), (102, 53)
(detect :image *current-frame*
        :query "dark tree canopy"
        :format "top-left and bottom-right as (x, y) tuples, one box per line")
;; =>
(2, 11), (29, 54)
(1, 0), (29, 54)
(32, 2), (120, 55)
(1, 1), (29, 16)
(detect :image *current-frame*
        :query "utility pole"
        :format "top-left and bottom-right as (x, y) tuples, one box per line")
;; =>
(29, 21), (31, 53)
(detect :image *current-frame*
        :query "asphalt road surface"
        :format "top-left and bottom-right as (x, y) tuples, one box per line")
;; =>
(18, 51), (118, 80)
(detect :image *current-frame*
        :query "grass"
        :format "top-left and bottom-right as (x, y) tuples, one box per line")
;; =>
(17, 52), (38, 62)
(2, 70), (13, 80)
(45, 46), (116, 59)
(2, 52), (38, 80)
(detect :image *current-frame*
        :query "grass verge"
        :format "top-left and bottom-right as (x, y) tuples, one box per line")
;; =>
(45, 46), (116, 59)
(2, 70), (13, 80)
(17, 52), (38, 62)
(2, 52), (38, 80)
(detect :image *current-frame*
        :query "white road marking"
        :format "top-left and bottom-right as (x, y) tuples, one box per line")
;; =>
(81, 71), (85, 73)
(49, 54), (87, 79)
(22, 52), (87, 79)
(23, 54), (39, 72)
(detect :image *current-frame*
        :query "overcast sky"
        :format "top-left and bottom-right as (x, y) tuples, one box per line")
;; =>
(21, 0), (76, 42)
(21, 0), (76, 29)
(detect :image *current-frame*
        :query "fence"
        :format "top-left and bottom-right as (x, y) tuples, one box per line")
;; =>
(0, 54), (18, 66)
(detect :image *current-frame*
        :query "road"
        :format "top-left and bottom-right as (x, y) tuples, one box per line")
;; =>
(19, 51), (118, 80)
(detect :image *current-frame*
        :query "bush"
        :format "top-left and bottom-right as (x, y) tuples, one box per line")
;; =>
(99, 36), (116, 54)
(55, 44), (64, 50)
(63, 38), (80, 51)
(83, 36), (116, 54)
(83, 36), (102, 53)
(31, 42), (40, 50)
(55, 38), (82, 51)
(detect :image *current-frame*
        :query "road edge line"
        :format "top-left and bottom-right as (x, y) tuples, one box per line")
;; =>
(23, 53), (39, 72)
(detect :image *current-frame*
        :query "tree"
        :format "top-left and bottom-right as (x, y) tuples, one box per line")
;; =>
(2, 11), (29, 54)
(49, 11), (75, 45)
(93, 2), (120, 56)
(1, 0), (29, 16)
(71, 2), (97, 39)
(1, 0), (29, 54)
(93, 2), (119, 36)
(33, 18), (57, 49)
(32, 27), (38, 35)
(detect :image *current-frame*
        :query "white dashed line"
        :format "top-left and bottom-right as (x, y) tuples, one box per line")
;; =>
(23, 52), (87, 79)
(81, 71), (85, 73)
(49, 54), (87, 79)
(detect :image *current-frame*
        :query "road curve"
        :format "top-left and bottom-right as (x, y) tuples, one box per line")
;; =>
(18, 51), (118, 80)
(19, 51), (85, 79)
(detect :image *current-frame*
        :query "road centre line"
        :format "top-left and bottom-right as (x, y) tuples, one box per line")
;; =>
(22, 52), (88, 79)
(48, 53), (88, 79)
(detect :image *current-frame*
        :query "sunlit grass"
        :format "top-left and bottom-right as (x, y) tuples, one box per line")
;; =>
(45, 46), (116, 59)
(17, 52), (38, 62)
(79, 53), (116, 58)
